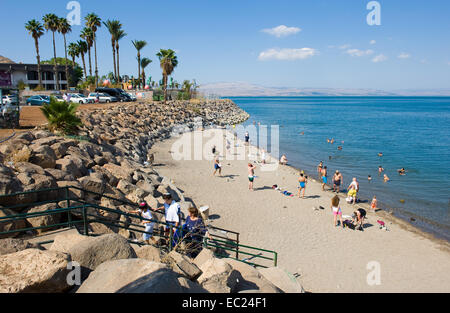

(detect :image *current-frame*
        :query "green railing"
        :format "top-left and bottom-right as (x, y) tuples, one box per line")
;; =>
(0, 186), (277, 267)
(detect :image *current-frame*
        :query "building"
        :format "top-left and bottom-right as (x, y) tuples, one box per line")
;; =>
(0, 56), (69, 90)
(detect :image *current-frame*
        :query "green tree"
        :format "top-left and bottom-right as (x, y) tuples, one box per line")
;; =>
(43, 13), (60, 90)
(80, 27), (94, 77)
(58, 17), (71, 90)
(68, 65), (84, 87)
(77, 40), (88, 79)
(140, 57), (152, 89)
(115, 29), (126, 82)
(25, 19), (44, 89)
(68, 42), (80, 68)
(132, 40), (147, 89)
(41, 97), (82, 134)
(156, 49), (178, 103)
(85, 13), (102, 88)
(104, 19), (121, 81)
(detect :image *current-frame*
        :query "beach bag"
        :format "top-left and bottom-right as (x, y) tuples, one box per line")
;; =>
(343, 220), (355, 230)
(346, 196), (353, 203)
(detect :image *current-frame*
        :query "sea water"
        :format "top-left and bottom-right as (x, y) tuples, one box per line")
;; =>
(230, 97), (450, 241)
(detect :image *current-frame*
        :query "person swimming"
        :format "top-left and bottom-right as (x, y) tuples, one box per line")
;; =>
(378, 166), (384, 174)
(337, 146), (343, 151)
(368, 175), (372, 181)
(397, 168), (406, 175)
(383, 174), (390, 182)
(378, 152), (383, 157)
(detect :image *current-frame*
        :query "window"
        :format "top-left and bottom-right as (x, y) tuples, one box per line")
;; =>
(27, 71), (39, 80)
(59, 72), (66, 80)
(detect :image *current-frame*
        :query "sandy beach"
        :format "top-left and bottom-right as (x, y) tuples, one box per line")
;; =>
(150, 128), (450, 293)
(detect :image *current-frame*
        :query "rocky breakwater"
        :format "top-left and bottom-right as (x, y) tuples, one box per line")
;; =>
(77, 99), (249, 163)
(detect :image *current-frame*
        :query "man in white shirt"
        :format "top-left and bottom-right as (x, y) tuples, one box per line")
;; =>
(157, 193), (181, 238)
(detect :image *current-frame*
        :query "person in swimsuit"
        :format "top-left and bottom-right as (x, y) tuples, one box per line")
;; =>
(333, 170), (343, 193)
(213, 157), (222, 176)
(298, 173), (307, 199)
(353, 208), (366, 231)
(331, 195), (343, 228)
(347, 177), (359, 205)
(397, 168), (406, 175)
(383, 174), (390, 182)
(317, 161), (323, 179)
(378, 152), (383, 157)
(378, 166), (384, 175)
(279, 154), (288, 165)
(368, 175), (372, 182)
(245, 132), (250, 145)
(371, 196), (378, 211)
(321, 166), (328, 191)
(248, 163), (256, 191)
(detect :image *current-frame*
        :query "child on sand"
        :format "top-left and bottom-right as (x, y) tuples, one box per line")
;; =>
(297, 173), (307, 199)
(213, 157), (222, 176)
(248, 163), (256, 191)
(331, 195), (343, 228)
(371, 196), (378, 211)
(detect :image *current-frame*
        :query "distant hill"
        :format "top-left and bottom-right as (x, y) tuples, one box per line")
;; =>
(0, 55), (15, 64)
(199, 82), (450, 97)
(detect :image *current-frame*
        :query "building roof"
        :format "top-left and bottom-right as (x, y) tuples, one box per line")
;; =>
(0, 55), (16, 64)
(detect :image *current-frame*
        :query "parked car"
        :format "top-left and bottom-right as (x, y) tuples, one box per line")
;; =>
(53, 95), (65, 102)
(26, 95), (50, 106)
(1, 95), (18, 105)
(95, 87), (132, 102)
(87, 92), (117, 103)
(68, 93), (93, 104)
(127, 92), (137, 101)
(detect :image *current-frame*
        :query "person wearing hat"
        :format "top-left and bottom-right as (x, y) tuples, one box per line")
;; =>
(157, 193), (181, 238)
(332, 170), (343, 193)
(130, 201), (156, 245)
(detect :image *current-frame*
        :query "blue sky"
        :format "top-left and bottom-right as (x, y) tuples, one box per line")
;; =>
(1, 0), (449, 90)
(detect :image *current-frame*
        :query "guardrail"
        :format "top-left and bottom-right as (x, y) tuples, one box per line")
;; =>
(0, 186), (277, 267)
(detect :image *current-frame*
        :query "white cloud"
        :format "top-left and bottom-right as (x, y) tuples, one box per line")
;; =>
(262, 25), (301, 38)
(346, 49), (374, 57)
(370, 40), (376, 45)
(398, 52), (411, 59)
(339, 44), (351, 50)
(372, 54), (388, 63)
(258, 48), (318, 61)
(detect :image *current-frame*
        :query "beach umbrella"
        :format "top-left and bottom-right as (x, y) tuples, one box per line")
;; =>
(103, 79), (110, 86)
(144, 85), (150, 90)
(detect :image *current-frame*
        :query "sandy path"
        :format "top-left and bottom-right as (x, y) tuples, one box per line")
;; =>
(150, 128), (450, 293)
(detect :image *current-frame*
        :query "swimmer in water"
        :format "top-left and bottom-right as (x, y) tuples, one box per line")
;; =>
(378, 152), (383, 157)
(397, 168), (406, 175)
(368, 175), (372, 182)
(337, 146), (343, 151)
(300, 131), (305, 135)
(383, 174), (390, 182)
(330, 138), (335, 144)
(378, 166), (384, 175)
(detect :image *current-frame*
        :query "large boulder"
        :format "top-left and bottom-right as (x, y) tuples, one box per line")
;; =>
(197, 257), (241, 293)
(135, 245), (162, 262)
(0, 208), (26, 239)
(103, 163), (134, 182)
(50, 140), (78, 158)
(68, 233), (137, 273)
(77, 259), (170, 293)
(29, 145), (57, 169)
(223, 258), (282, 293)
(258, 267), (305, 293)
(78, 175), (105, 195)
(55, 157), (87, 178)
(25, 203), (61, 234)
(167, 250), (202, 280)
(0, 249), (71, 293)
(50, 231), (93, 253)
(45, 168), (75, 181)
(0, 238), (42, 256)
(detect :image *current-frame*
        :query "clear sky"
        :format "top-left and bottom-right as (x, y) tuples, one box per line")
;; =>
(1, 0), (449, 90)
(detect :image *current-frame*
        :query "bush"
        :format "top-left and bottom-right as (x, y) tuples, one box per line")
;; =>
(5, 146), (31, 164)
(40, 97), (82, 135)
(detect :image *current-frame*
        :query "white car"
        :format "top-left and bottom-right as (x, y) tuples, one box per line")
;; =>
(68, 93), (93, 104)
(1, 95), (18, 105)
(87, 92), (117, 103)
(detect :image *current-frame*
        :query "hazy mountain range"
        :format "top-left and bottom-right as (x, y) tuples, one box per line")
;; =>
(198, 82), (450, 97)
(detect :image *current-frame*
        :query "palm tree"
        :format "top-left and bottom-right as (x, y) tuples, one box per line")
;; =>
(25, 19), (44, 89)
(77, 40), (88, 79)
(43, 13), (60, 90)
(68, 42), (79, 67)
(156, 49), (178, 103)
(103, 20), (121, 81)
(115, 29), (126, 82)
(182, 80), (193, 98)
(41, 97), (82, 134)
(140, 57), (152, 88)
(58, 17), (71, 90)
(132, 40), (147, 89)
(80, 27), (93, 77)
(85, 13), (102, 88)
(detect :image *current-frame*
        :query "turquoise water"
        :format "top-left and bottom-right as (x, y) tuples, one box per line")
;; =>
(230, 97), (450, 240)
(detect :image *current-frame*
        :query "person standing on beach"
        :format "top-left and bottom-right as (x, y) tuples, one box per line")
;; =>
(347, 177), (359, 205)
(298, 173), (307, 199)
(213, 157), (222, 176)
(245, 132), (250, 145)
(321, 166), (328, 191)
(333, 170), (343, 193)
(261, 149), (266, 164)
(248, 163), (256, 191)
(371, 196), (378, 211)
(331, 195), (343, 228)
(317, 161), (323, 179)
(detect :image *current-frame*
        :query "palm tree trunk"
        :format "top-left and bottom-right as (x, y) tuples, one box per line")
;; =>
(112, 41), (117, 82)
(137, 53), (141, 90)
(52, 31), (59, 90)
(88, 47), (92, 77)
(63, 34), (69, 90)
(81, 53), (87, 79)
(34, 37), (42, 89)
(116, 43), (121, 83)
(94, 34), (98, 88)
(163, 74), (168, 104)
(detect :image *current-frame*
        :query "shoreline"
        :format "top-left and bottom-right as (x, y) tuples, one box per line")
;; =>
(150, 127), (450, 292)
